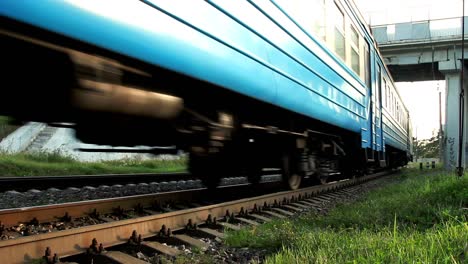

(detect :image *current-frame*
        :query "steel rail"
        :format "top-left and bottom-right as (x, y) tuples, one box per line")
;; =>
(0, 172), (190, 192)
(0, 171), (390, 264)
(0, 188), (206, 227)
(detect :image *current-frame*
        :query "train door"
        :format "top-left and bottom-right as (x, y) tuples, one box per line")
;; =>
(362, 41), (374, 162)
(361, 41), (384, 167)
(375, 65), (385, 165)
(370, 64), (382, 161)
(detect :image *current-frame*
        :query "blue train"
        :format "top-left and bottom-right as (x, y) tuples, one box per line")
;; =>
(0, 0), (412, 189)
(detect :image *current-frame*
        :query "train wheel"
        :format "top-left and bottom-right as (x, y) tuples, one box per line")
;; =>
(188, 153), (221, 189)
(281, 154), (302, 190)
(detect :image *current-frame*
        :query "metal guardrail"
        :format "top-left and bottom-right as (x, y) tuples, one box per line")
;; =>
(371, 16), (468, 45)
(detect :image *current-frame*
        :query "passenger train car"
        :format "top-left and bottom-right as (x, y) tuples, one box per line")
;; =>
(0, 0), (412, 189)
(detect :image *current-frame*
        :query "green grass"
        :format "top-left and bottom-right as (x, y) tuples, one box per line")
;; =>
(0, 152), (187, 176)
(225, 169), (468, 263)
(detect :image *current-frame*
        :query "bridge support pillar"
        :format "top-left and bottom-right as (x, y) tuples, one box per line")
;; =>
(440, 60), (468, 170)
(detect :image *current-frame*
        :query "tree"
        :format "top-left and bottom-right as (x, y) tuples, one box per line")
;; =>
(414, 132), (440, 159)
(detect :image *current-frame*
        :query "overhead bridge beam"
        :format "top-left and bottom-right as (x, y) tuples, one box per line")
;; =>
(372, 17), (468, 170)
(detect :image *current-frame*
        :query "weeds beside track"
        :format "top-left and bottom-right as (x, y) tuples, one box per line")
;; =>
(225, 169), (468, 263)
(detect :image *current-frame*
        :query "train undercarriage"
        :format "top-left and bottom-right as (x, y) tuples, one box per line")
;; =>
(0, 20), (409, 190)
(179, 110), (354, 189)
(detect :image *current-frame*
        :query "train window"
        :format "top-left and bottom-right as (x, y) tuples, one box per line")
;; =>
(350, 25), (359, 47)
(333, 3), (346, 60)
(364, 41), (370, 87)
(400, 107), (402, 124)
(334, 3), (345, 33)
(376, 72), (380, 107)
(386, 84), (390, 109)
(395, 99), (398, 118)
(390, 92), (394, 115)
(376, 66), (381, 105)
(311, 0), (326, 40)
(351, 49), (359, 73)
(400, 109), (402, 124)
(383, 79), (387, 107)
(397, 103), (399, 122)
(397, 101), (399, 120)
(350, 25), (360, 74)
(389, 92), (392, 113)
(277, 0), (326, 41)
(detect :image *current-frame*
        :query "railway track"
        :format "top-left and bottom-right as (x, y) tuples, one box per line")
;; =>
(0, 172), (283, 210)
(0, 171), (393, 264)
(0, 172), (191, 193)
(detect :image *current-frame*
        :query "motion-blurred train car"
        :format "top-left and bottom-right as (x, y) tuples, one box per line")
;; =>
(0, 0), (412, 189)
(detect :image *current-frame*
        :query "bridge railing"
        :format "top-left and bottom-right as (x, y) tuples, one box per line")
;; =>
(371, 17), (468, 45)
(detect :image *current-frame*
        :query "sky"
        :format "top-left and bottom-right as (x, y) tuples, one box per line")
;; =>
(354, 0), (464, 139)
(397, 81), (445, 140)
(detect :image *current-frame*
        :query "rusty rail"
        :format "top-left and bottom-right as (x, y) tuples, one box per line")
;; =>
(0, 171), (390, 263)
(0, 188), (206, 227)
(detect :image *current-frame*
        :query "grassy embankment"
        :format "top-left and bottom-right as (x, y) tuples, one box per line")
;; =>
(0, 116), (186, 176)
(0, 152), (187, 176)
(225, 168), (468, 263)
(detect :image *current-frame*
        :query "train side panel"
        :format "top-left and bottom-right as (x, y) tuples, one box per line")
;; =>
(383, 113), (408, 151)
(377, 54), (411, 163)
(0, 0), (365, 133)
(0, 1), (278, 103)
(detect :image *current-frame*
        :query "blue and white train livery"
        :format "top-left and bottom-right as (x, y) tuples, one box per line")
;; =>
(0, 0), (413, 189)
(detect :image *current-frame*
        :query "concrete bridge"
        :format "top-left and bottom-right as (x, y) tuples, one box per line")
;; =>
(371, 17), (468, 170)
